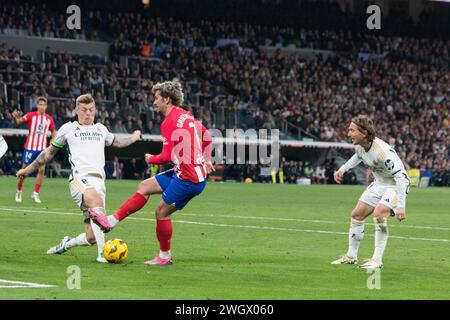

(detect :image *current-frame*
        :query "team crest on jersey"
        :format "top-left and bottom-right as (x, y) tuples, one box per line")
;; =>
(384, 159), (394, 171)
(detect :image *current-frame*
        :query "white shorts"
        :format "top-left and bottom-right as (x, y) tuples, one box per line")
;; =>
(69, 175), (106, 221)
(359, 183), (398, 213)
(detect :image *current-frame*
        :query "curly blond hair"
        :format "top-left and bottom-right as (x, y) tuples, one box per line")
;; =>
(152, 81), (184, 106)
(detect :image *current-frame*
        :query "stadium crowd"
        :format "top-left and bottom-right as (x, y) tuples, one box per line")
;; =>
(0, 0), (448, 186)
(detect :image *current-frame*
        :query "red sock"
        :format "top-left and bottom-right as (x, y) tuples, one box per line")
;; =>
(17, 179), (24, 191)
(156, 219), (172, 252)
(34, 183), (41, 193)
(113, 192), (148, 221)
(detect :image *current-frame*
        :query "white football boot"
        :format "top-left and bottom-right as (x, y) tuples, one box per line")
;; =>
(15, 191), (22, 203)
(31, 192), (41, 203)
(331, 255), (358, 265)
(359, 259), (383, 269)
(47, 236), (72, 254)
(96, 252), (108, 263)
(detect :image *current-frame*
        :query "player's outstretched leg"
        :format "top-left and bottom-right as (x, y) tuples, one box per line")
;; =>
(331, 201), (373, 265)
(90, 177), (162, 232)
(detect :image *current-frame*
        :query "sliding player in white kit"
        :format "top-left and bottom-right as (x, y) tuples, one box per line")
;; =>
(331, 115), (410, 269)
(16, 94), (142, 263)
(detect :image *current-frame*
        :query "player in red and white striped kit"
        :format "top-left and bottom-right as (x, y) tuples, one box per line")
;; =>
(90, 81), (214, 265)
(12, 97), (56, 203)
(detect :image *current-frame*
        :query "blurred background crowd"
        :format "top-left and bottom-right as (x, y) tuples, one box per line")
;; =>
(0, 0), (448, 185)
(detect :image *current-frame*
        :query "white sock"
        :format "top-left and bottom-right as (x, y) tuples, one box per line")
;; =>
(90, 208), (106, 258)
(347, 218), (365, 259)
(373, 217), (388, 263)
(159, 250), (171, 259)
(65, 233), (90, 249)
(108, 215), (119, 227)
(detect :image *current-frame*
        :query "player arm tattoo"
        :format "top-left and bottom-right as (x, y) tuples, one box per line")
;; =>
(28, 145), (59, 173)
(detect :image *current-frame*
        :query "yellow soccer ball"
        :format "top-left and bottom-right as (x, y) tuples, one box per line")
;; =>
(103, 239), (128, 263)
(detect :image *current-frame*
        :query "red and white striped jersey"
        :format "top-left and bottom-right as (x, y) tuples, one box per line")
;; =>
(21, 112), (56, 151)
(147, 106), (212, 183)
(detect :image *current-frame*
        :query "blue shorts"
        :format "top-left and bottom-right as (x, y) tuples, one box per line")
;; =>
(22, 149), (43, 165)
(155, 169), (206, 210)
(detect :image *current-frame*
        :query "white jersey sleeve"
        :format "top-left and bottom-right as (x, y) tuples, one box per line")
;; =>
(338, 153), (362, 173)
(376, 142), (409, 208)
(52, 122), (73, 148)
(0, 135), (8, 159)
(98, 123), (115, 147)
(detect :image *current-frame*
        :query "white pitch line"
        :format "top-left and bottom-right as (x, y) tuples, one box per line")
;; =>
(0, 279), (56, 288)
(0, 207), (449, 243)
(180, 213), (450, 232)
(2, 206), (449, 231)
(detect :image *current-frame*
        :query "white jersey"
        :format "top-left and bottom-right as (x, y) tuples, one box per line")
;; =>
(52, 121), (115, 180)
(339, 137), (410, 207)
(0, 135), (8, 159)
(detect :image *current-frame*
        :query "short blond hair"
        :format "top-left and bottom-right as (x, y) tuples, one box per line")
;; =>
(76, 93), (95, 108)
(152, 81), (184, 106)
(36, 96), (47, 104)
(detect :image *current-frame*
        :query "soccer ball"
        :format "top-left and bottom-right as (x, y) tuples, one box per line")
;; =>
(103, 239), (128, 263)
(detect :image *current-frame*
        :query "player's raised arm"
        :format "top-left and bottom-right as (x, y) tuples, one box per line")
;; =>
(12, 110), (25, 126)
(16, 144), (59, 178)
(111, 130), (142, 148)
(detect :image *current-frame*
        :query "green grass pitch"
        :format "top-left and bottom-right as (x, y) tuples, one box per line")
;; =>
(0, 176), (449, 299)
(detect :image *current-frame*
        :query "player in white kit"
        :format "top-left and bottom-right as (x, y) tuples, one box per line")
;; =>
(16, 94), (142, 263)
(331, 115), (410, 269)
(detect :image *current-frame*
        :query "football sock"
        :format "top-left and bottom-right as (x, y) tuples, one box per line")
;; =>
(373, 217), (388, 262)
(17, 179), (24, 192)
(113, 192), (148, 222)
(34, 183), (41, 194)
(347, 218), (365, 259)
(65, 233), (90, 249)
(159, 250), (171, 259)
(90, 216), (105, 258)
(156, 219), (172, 253)
(108, 215), (119, 227)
